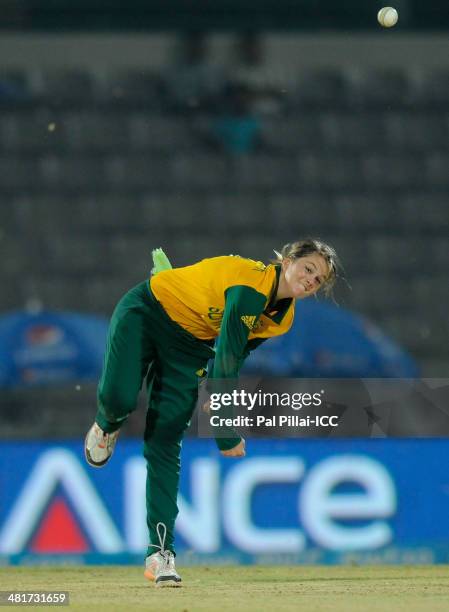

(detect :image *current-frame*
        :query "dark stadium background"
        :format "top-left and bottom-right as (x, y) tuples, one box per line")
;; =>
(0, 0), (448, 569)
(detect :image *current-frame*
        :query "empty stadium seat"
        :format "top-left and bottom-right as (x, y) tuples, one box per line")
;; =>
(0, 69), (33, 108)
(0, 277), (24, 311)
(128, 114), (196, 153)
(34, 68), (97, 107)
(384, 113), (449, 150)
(229, 155), (297, 191)
(425, 153), (449, 187)
(350, 68), (413, 110)
(319, 113), (387, 151)
(398, 194), (449, 232)
(366, 236), (425, 272)
(3, 235), (27, 276)
(383, 315), (448, 356)
(0, 157), (41, 193)
(0, 110), (65, 153)
(273, 193), (336, 232)
(43, 236), (111, 274)
(410, 278), (449, 317)
(61, 111), (131, 152)
(30, 276), (91, 312)
(74, 195), (145, 231)
(103, 155), (174, 191)
(361, 154), (426, 190)
(164, 237), (227, 266)
(294, 68), (353, 110)
(103, 69), (163, 109)
(333, 194), (400, 231)
(231, 235), (279, 261)
(297, 153), (362, 190)
(348, 277), (410, 314)
(261, 115), (324, 151)
(412, 69), (449, 109)
(85, 276), (137, 314)
(171, 154), (229, 190)
(39, 156), (105, 193)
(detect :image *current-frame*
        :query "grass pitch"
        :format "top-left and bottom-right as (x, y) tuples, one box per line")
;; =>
(2, 565), (449, 611)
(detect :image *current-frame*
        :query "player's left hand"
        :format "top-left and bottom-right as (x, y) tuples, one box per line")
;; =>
(220, 438), (245, 458)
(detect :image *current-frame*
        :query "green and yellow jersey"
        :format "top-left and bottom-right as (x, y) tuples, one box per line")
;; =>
(150, 255), (294, 379)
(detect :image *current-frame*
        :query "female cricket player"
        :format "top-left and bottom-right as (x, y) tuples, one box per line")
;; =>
(84, 239), (339, 587)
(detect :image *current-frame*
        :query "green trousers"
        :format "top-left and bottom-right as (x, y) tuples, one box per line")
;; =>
(95, 281), (215, 555)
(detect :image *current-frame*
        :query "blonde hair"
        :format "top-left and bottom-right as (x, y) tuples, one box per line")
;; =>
(273, 239), (341, 297)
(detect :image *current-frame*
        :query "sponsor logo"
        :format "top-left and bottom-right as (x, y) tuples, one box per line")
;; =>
(0, 449), (124, 554)
(26, 325), (63, 347)
(0, 447), (397, 555)
(241, 315), (257, 330)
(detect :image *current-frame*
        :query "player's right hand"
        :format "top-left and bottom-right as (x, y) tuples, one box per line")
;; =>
(220, 438), (245, 458)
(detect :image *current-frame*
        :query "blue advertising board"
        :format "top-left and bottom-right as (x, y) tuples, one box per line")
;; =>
(0, 439), (448, 565)
(0, 310), (108, 388)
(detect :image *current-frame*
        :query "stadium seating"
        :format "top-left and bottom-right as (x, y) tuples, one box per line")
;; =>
(1, 62), (448, 398)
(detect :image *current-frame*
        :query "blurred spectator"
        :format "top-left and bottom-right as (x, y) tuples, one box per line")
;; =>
(161, 31), (226, 113)
(228, 32), (289, 116)
(196, 83), (263, 156)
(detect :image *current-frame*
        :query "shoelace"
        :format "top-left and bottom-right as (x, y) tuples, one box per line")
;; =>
(93, 424), (108, 449)
(97, 428), (117, 451)
(149, 522), (172, 569)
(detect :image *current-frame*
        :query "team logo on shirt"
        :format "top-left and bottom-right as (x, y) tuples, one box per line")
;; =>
(207, 307), (223, 321)
(241, 315), (257, 330)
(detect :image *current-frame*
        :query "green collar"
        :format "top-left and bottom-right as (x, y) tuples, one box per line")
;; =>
(265, 264), (293, 324)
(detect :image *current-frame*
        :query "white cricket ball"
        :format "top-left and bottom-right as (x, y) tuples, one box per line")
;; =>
(377, 6), (398, 27)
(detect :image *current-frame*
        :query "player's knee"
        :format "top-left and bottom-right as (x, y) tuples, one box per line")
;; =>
(144, 406), (192, 444)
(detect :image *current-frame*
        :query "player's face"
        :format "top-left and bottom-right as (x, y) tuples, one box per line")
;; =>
(281, 253), (330, 299)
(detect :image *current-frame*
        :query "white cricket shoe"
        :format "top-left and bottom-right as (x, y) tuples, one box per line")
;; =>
(84, 423), (119, 467)
(144, 523), (182, 588)
(144, 550), (182, 588)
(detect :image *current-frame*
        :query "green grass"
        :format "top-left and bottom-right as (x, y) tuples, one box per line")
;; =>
(1, 565), (449, 611)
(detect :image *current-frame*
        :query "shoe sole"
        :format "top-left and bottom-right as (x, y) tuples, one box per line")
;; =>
(155, 579), (182, 588)
(145, 570), (182, 587)
(143, 569), (182, 589)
